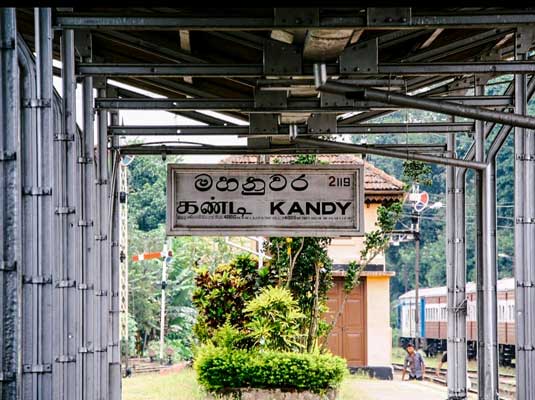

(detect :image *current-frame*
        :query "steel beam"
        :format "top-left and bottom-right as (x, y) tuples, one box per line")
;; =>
(108, 122), (474, 136)
(446, 131), (467, 399)
(54, 11), (535, 30)
(77, 61), (535, 77)
(22, 9), (55, 399)
(514, 49), (535, 400)
(294, 138), (486, 169)
(348, 87), (535, 130)
(0, 8), (18, 400)
(454, 159), (468, 399)
(74, 29), (97, 400)
(95, 96), (512, 112)
(95, 85), (110, 399)
(108, 107), (121, 400)
(55, 28), (78, 400)
(481, 161), (499, 400)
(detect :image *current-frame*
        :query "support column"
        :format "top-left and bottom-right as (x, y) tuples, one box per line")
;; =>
(19, 8), (55, 399)
(0, 8), (19, 400)
(74, 30), (96, 400)
(94, 81), (109, 400)
(108, 101), (122, 400)
(473, 83), (499, 400)
(481, 159), (499, 399)
(447, 132), (467, 399)
(55, 27), (78, 400)
(514, 28), (535, 400)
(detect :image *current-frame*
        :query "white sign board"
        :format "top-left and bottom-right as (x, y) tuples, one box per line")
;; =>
(167, 164), (365, 237)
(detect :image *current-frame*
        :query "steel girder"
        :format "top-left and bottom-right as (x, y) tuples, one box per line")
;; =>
(77, 61), (535, 77)
(53, 10), (535, 30)
(94, 96), (512, 112)
(107, 122), (474, 136)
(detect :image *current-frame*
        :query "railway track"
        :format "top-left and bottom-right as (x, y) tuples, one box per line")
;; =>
(392, 363), (516, 399)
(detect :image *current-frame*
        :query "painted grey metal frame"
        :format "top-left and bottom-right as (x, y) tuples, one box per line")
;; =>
(3, 6), (535, 400)
(0, 8), (19, 399)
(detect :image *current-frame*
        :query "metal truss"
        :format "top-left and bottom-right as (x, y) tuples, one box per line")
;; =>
(94, 96), (512, 112)
(3, 6), (535, 400)
(77, 61), (535, 77)
(53, 9), (535, 30)
(108, 122), (474, 136)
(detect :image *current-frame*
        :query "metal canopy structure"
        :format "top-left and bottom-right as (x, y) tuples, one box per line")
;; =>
(1, 6), (535, 400)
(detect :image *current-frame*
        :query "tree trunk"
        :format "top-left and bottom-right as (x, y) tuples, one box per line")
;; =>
(307, 261), (322, 352)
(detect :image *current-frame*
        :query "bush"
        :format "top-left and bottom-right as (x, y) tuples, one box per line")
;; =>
(192, 254), (264, 342)
(195, 345), (346, 393)
(244, 287), (304, 351)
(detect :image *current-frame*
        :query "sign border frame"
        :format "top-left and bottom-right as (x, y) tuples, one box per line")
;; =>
(166, 163), (365, 237)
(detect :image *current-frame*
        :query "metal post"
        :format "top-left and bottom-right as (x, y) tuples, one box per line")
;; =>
(473, 84), (486, 400)
(481, 159), (499, 399)
(119, 161), (129, 373)
(55, 26), (79, 400)
(159, 245), (168, 363)
(412, 211), (421, 349)
(514, 34), (535, 399)
(447, 131), (467, 399)
(0, 8), (19, 400)
(30, 8), (55, 399)
(75, 29), (96, 400)
(95, 84), (109, 399)
(108, 107), (121, 400)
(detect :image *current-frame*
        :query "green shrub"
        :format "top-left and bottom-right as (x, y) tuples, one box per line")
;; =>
(192, 254), (276, 342)
(211, 323), (249, 350)
(195, 345), (346, 393)
(244, 286), (304, 352)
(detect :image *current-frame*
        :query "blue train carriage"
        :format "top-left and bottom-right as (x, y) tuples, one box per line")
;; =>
(397, 278), (516, 365)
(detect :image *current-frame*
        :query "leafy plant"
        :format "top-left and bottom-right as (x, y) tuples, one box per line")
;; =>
(194, 345), (347, 393)
(192, 254), (275, 342)
(402, 160), (433, 187)
(211, 323), (249, 350)
(244, 287), (305, 352)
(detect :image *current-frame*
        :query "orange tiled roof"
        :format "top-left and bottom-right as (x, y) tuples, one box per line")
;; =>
(221, 154), (405, 201)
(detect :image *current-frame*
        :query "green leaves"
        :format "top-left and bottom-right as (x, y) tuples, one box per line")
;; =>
(192, 254), (268, 341)
(194, 346), (347, 393)
(244, 287), (305, 352)
(402, 160), (433, 187)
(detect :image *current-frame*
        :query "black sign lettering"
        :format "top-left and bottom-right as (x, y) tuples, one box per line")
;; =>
(242, 177), (266, 196)
(290, 174), (308, 191)
(216, 177), (239, 192)
(287, 202), (305, 215)
(336, 201), (352, 215)
(269, 174), (287, 191)
(271, 201), (285, 215)
(321, 202), (336, 215)
(194, 174), (213, 192)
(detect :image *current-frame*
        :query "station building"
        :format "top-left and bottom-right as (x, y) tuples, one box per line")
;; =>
(223, 154), (405, 379)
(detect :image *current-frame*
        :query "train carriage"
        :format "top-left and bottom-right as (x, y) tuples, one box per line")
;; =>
(397, 278), (516, 365)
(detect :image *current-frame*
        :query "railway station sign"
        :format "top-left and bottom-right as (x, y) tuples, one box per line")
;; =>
(167, 164), (365, 237)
